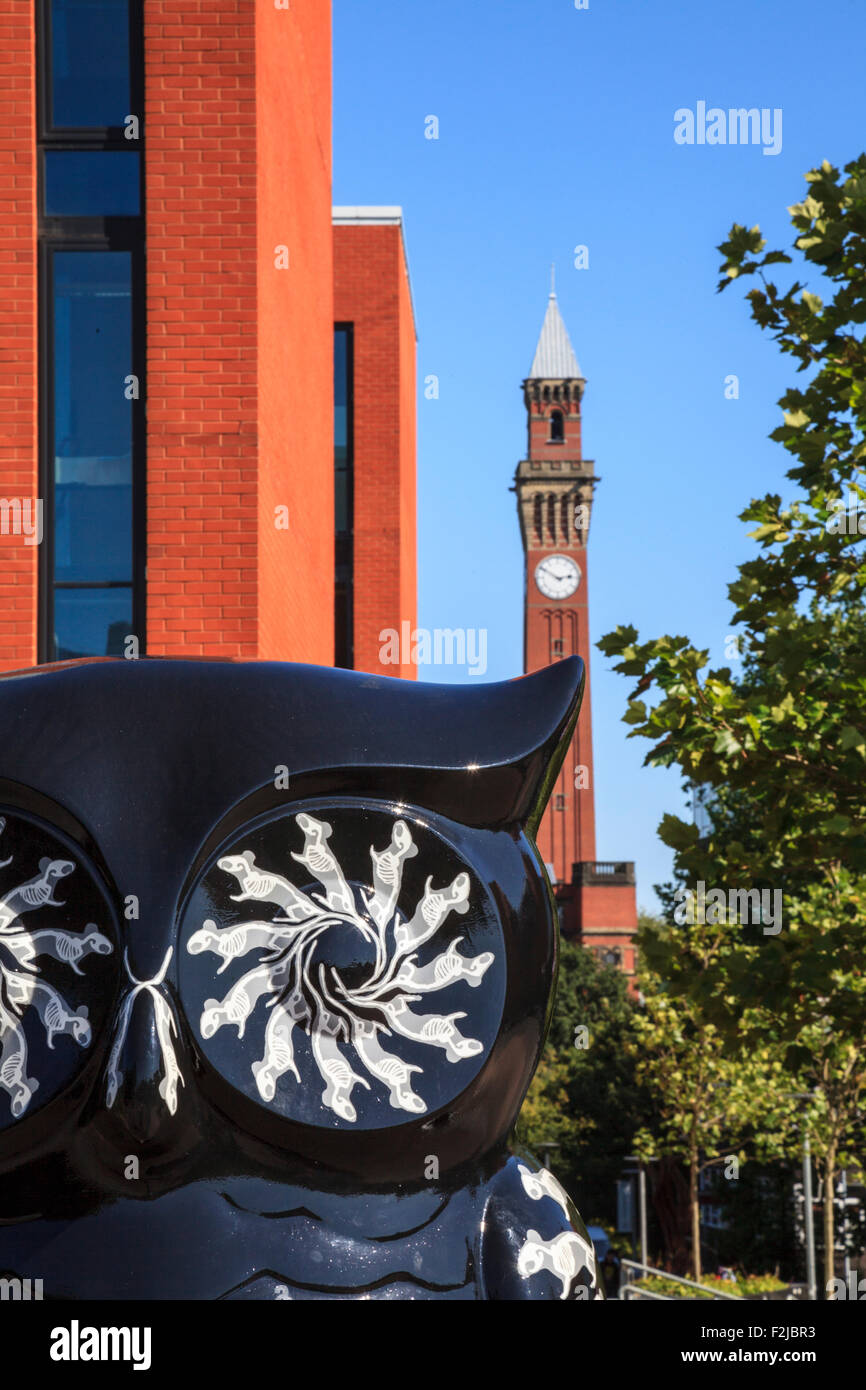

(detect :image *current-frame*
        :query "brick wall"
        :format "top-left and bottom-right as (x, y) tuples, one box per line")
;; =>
(333, 219), (417, 678)
(397, 231), (417, 667)
(527, 552), (597, 874)
(578, 882), (638, 932)
(145, 0), (332, 661)
(558, 880), (638, 981)
(256, 0), (333, 663)
(528, 398), (582, 459)
(145, 0), (259, 657)
(0, 3), (404, 675)
(0, 0), (37, 672)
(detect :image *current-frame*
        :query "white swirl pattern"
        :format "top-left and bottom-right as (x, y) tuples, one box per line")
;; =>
(188, 813), (495, 1121)
(0, 820), (111, 1118)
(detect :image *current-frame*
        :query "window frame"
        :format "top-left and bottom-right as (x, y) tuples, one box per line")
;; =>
(37, 232), (147, 664)
(41, 146), (142, 220)
(334, 322), (355, 670)
(36, 0), (146, 663)
(36, 0), (144, 145)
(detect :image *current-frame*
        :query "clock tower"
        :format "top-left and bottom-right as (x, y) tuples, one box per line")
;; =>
(513, 281), (638, 979)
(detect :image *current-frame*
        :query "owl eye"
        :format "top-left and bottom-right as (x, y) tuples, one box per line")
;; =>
(0, 809), (117, 1129)
(177, 800), (505, 1134)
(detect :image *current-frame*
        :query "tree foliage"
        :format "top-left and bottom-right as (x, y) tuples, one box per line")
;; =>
(633, 920), (801, 1283)
(518, 940), (656, 1226)
(600, 155), (866, 1293)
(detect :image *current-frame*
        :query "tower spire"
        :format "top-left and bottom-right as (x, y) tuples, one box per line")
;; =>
(528, 283), (582, 380)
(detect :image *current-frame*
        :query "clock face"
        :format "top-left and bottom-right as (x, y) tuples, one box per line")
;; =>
(534, 554), (581, 600)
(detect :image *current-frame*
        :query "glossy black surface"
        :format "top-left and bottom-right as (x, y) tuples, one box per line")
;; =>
(0, 657), (601, 1300)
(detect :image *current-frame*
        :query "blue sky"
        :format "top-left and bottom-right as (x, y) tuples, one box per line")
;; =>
(332, 0), (866, 910)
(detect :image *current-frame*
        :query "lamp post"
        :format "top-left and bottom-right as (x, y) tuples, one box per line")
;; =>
(801, 1124), (818, 1302)
(535, 1141), (560, 1171)
(785, 1091), (818, 1301)
(838, 1169), (850, 1287)
(624, 1155), (649, 1271)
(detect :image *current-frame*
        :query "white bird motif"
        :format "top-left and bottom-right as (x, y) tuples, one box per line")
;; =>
(189, 814), (493, 1120)
(396, 937), (494, 993)
(517, 1229), (597, 1299)
(517, 1162), (572, 1218)
(0, 835), (111, 1119)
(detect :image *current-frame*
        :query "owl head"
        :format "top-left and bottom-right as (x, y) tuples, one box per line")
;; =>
(0, 656), (583, 1189)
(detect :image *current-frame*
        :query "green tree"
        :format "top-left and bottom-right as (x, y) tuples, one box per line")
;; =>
(599, 155), (866, 1293)
(632, 921), (799, 1284)
(518, 940), (655, 1227)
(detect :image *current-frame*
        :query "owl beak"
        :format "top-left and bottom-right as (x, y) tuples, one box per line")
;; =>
(101, 983), (184, 1146)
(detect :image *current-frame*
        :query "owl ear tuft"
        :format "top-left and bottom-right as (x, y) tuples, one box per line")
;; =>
(385, 656), (585, 833)
(483, 656), (585, 835)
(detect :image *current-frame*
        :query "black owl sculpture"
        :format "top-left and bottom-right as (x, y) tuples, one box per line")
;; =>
(0, 656), (601, 1301)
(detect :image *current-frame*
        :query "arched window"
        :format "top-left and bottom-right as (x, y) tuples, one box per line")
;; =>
(542, 385), (550, 402)
(549, 409), (564, 442)
(561, 495), (570, 541)
(547, 493), (556, 542)
(553, 385), (560, 401)
(533, 493), (543, 543)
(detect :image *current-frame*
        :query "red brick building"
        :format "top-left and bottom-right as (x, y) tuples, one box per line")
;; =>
(333, 208), (417, 679)
(0, 0), (415, 674)
(514, 286), (637, 980)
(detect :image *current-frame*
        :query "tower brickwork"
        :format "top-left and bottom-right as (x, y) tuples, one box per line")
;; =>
(514, 284), (638, 981)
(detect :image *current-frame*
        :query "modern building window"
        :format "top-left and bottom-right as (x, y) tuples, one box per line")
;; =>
(37, 0), (145, 662)
(44, 151), (140, 217)
(334, 325), (354, 668)
(549, 409), (564, 442)
(46, 0), (134, 130)
(49, 251), (134, 657)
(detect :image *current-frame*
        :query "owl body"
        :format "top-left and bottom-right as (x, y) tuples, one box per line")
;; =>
(0, 657), (600, 1301)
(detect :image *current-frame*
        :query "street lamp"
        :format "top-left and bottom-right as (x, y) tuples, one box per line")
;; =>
(623, 1155), (649, 1271)
(785, 1091), (818, 1301)
(801, 1124), (818, 1301)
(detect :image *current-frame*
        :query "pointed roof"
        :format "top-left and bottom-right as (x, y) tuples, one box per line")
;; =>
(528, 288), (582, 380)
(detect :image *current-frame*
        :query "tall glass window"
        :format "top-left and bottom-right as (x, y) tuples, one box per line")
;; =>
(334, 327), (354, 669)
(48, 0), (132, 128)
(50, 252), (133, 657)
(44, 151), (140, 217)
(37, 0), (144, 662)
